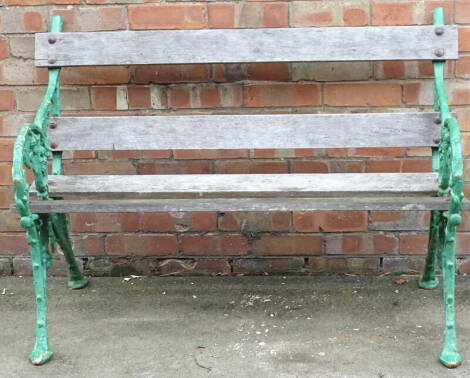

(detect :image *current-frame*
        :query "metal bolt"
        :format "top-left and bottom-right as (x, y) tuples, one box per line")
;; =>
(434, 117), (441, 125)
(435, 27), (445, 36)
(434, 48), (445, 58)
(48, 35), (56, 44)
(433, 137), (441, 144)
(49, 122), (57, 129)
(50, 142), (58, 149)
(48, 58), (57, 65)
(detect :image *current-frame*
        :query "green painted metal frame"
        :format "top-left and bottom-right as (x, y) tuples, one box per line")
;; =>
(418, 7), (465, 369)
(11, 15), (87, 366)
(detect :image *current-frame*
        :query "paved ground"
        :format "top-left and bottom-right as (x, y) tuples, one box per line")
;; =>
(2, 275), (470, 378)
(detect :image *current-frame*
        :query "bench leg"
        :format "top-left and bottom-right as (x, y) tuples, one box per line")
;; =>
(419, 210), (441, 289)
(438, 222), (463, 368)
(50, 213), (88, 290)
(28, 216), (53, 365)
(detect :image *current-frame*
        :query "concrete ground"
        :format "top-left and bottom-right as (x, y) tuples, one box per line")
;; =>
(1, 276), (470, 378)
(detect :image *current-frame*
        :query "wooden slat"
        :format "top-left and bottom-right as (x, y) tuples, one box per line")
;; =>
(38, 173), (439, 198)
(21, 197), (457, 213)
(49, 113), (440, 151)
(35, 26), (458, 67)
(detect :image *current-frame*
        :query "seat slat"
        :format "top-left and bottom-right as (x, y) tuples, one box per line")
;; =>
(49, 113), (440, 151)
(42, 173), (438, 198)
(35, 26), (458, 67)
(22, 197), (457, 213)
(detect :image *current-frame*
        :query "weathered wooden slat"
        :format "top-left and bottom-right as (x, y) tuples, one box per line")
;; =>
(37, 173), (439, 198)
(49, 113), (440, 151)
(20, 197), (460, 213)
(35, 26), (458, 67)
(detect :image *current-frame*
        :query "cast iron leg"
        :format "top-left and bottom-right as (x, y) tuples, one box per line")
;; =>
(419, 210), (440, 289)
(28, 217), (53, 365)
(438, 214), (463, 368)
(50, 213), (88, 289)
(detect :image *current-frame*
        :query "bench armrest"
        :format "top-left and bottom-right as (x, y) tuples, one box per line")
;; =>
(432, 7), (465, 227)
(12, 15), (63, 220)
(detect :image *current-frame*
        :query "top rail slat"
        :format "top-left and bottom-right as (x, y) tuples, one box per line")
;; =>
(35, 26), (458, 67)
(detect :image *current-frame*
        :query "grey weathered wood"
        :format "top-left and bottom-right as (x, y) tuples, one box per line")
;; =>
(20, 197), (462, 213)
(35, 26), (458, 67)
(49, 113), (440, 151)
(36, 173), (439, 198)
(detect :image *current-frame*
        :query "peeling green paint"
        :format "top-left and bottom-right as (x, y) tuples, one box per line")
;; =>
(11, 15), (87, 366)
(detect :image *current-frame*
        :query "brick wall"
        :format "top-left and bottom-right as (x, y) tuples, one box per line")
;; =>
(1, 0), (470, 277)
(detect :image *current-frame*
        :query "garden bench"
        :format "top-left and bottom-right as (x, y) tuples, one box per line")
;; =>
(12, 7), (464, 368)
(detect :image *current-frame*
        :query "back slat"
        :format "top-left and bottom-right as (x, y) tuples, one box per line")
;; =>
(35, 26), (458, 67)
(49, 113), (440, 151)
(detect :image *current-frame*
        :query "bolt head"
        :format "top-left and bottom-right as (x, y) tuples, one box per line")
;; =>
(433, 137), (441, 144)
(434, 117), (442, 125)
(434, 48), (445, 58)
(49, 122), (57, 129)
(50, 142), (58, 149)
(48, 35), (56, 44)
(48, 57), (57, 65)
(435, 27), (445, 36)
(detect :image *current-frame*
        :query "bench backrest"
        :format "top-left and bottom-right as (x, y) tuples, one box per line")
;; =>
(36, 26), (458, 67)
(35, 25), (458, 153)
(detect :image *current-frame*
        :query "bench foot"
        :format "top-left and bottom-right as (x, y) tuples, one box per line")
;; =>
(50, 213), (88, 289)
(439, 349), (463, 369)
(68, 278), (88, 290)
(418, 277), (439, 290)
(29, 349), (53, 366)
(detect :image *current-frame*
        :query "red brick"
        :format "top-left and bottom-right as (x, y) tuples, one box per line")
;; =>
(106, 234), (177, 255)
(263, 4), (287, 27)
(456, 0), (470, 23)
(214, 160), (288, 174)
(343, 8), (367, 26)
(0, 39), (8, 60)
(374, 234), (398, 254)
(291, 6), (334, 27)
(173, 149), (248, 160)
(290, 160), (329, 173)
(0, 163), (12, 185)
(91, 87), (116, 110)
(135, 65), (208, 84)
(129, 5), (205, 30)
(324, 83), (401, 106)
(219, 234), (248, 254)
(252, 234), (322, 255)
(200, 87), (220, 108)
(372, 2), (413, 26)
(70, 213), (139, 233)
(247, 63), (289, 81)
(168, 87), (191, 109)
(380, 61), (405, 79)
(0, 90), (15, 111)
(142, 213), (173, 232)
(191, 212), (217, 232)
(243, 84), (320, 107)
(293, 211), (367, 232)
(7, 0), (79, 4)
(62, 67), (130, 85)
(128, 87), (151, 109)
(218, 212), (290, 232)
(0, 187), (13, 209)
(208, 4), (235, 28)
(137, 160), (210, 174)
(457, 56), (470, 78)
(0, 211), (22, 232)
(52, 8), (125, 32)
(0, 139), (13, 162)
(180, 234), (217, 255)
(72, 235), (105, 256)
(400, 234), (428, 254)
(367, 160), (401, 172)
(23, 11), (43, 32)
(424, 1), (452, 24)
(0, 234), (28, 255)
(64, 160), (136, 174)
(459, 28), (470, 52)
(401, 159), (432, 172)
